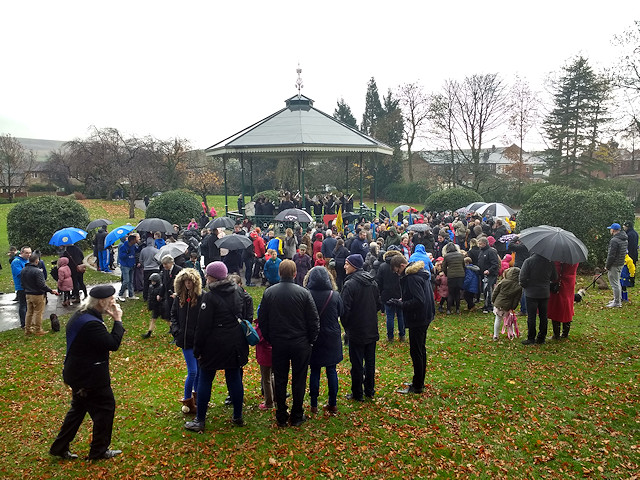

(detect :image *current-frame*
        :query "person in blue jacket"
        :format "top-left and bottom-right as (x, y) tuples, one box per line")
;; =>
(409, 244), (434, 277)
(117, 235), (138, 300)
(263, 249), (282, 286)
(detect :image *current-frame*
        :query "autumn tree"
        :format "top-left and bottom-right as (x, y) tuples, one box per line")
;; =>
(334, 98), (358, 129)
(0, 134), (36, 202)
(397, 82), (430, 183)
(543, 57), (612, 185)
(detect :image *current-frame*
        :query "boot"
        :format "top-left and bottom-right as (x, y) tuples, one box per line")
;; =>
(621, 291), (629, 302)
(552, 320), (561, 340)
(181, 397), (196, 415)
(561, 322), (571, 338)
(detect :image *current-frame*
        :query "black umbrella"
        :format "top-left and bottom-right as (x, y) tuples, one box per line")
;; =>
(86, 218), (113, 230)
(518, 225), (588, 264)
(136, 218), (173, 233)
(206, 216), (235, 230)
(274, 208), (314, 223)
(215, 234), (252, 251)
(341, 212), (359, 221)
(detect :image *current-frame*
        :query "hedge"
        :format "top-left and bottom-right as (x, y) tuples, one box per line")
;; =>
(381, 182), (432, 205)
(252, 190), (281, 203)
(145, 190), (202, 226)
(424, 188), (484, 213)
(517, 185), (635, 267)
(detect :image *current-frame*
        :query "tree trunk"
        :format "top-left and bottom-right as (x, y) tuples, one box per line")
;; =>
(129, 196), (136, 218)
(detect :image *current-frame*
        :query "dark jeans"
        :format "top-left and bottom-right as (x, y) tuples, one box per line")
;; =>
(142, 269), (159, 301)
(50, 386), (115, 459)
(17, 290), (27, 328)
(309, 364), (338, 408)
(409, 326), (428, 390)
(483, 275), (497, 311)
(526, 296), (549, 342)
(447, 277), (464, 311)
(348, 341), (376, 399)
(272, 341), (311, 424)
(463, 291), (476, 309)
(244, 257), (254, 285)
(196, 367), (243, 421)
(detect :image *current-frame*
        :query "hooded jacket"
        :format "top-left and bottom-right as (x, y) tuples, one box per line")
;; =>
(341, 270), (382, 344)
(383, 227), (401, 249)
(306, 267), (344, 367)
(491, 267), (522, 311)
(441, 247), (465, 279)
(139, 237), (161, 271)
(477, 244), (500, 277)
(194, 279), (249, 370)
(376, 250), (403, 302)
(170, 268), (203, 350)
(409, 244), (434, 275)
(57, 257), (74, 292)
(399, 261), (435, 329)
(258, 278), (320, 347)
(519, 253), (559, 299)
(605, 230), (629, 269)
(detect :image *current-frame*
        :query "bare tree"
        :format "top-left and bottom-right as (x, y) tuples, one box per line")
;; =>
(507, 76), (539, 161)
(397, 82), (430, 182)
(184, 150), (222, 212)
(157, 137), (190, 190)
(614, 21), (640, 138)
(0, 134), (36, 202)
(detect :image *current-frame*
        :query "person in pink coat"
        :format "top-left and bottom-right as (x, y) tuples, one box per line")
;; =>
(57, 257), (74, 307)
(255, 320), (274, 411)
(500, 254), (513, 275)
(547, 262), (578, 339)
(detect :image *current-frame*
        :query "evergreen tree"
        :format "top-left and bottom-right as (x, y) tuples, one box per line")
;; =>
(361, 77), (383, 137)
(543, 57), (612, 186)
(375, 89), (404, 189)
(334, 98), (358, 129)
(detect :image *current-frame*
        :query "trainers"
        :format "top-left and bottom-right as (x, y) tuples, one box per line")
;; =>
(128, 296), (139, 300)
(117, 296), (126, 302)
(521, 339), (536, 345)
(258, 402), (273, 411)
(184, 419), (205, 432)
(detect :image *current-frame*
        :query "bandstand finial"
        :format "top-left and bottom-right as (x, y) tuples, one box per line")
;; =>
(295, 63), (303, 98)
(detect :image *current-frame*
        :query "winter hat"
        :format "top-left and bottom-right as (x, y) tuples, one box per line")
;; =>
(487, 236), (496, 247)
(249, 231), (258, 239)
(89, 284), (116, 299)
(205, 261), (228, 280)
(345, 254), (364, 270)
(504, 254), (512, 263)
(315, 233), (323, 240)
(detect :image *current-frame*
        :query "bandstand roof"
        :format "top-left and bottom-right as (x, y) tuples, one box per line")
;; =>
(205, 95), (394, 157)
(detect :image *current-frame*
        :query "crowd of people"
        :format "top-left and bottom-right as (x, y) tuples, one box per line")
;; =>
(6, 200), (636, 461)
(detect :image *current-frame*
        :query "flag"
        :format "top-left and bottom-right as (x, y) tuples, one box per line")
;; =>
(336, 206), (344, 234)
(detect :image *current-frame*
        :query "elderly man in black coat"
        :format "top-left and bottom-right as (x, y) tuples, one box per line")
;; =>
(258, 259), (320, 427)
(50, 285), (125, 460)
(519, 254), (559, 345)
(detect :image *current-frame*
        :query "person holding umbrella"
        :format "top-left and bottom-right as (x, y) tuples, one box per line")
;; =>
(519, 253), (559, 345)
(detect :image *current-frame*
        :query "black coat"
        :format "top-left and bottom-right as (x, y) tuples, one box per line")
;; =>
(477, 245), (500, 277)
(307, 269), (343, 367)
(507, 241), (530, 268)
(170, 293), (203, 349)
(258, 278), (320, 347)
(376, 251), (403, 302)
(194, 279), (248, 370)
(62, 308), (125, 390)
(519, 254), (559, 299)
(160, 265), (182, 318)
(626, 227), (638, 263)
(399, 261), (435, 329)
(341, 270), (382, 344)
(21, 263), (53, 295)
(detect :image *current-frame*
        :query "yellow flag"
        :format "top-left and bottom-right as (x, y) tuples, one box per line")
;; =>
(336, 205), (344, 234)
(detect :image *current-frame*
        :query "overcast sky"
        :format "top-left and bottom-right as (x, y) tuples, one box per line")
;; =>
(1, 1), (638, 151)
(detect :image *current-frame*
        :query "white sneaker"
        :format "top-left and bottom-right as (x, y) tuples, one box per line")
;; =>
(605, 301), (616, 307)
(128, 296), (139, 300)
(117, 296), (126, 302)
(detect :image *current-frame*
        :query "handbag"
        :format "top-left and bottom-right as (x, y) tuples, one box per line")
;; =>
(238, 318), (259, 346)
(550, 264), (562, 294)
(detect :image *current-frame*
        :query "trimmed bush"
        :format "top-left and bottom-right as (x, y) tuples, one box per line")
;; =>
(424, 188), (484, 213)
(145, 190), (202, 226)
(7, 196), (91, 255)
(381, 182), (432, 205)
(252, 190), (280, 203)
(517, 185), (635, 267)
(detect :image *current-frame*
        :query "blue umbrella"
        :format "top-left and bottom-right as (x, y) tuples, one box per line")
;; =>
(49, 227), (88, 246)
(105, 225), (136, 247)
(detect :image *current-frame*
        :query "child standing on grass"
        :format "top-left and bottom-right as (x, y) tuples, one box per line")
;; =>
(435, 265), (448, 313)
(56, 257), (74, 307)
(255, 317), (274, 410)
(462, 257), (480, 311)
(620, 254), (635, 303)
(491, 267), (522, 341)
(143, 273), (163, 338)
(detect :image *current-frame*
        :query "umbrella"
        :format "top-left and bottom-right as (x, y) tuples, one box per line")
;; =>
(465, 202), (487, 212)
(274, 208), (314, 223)
(391, 205), (411, 217)
(455, 207), (470, 215)
(136, 218), (173, 233)
(215, 234), (252, 251)
(86, 218), (113, 230)
(407, 224), (431, 233)
(518, 225), (588, 264)
(476, 202), (516, 218)
(155, 241), (189, 261)
(49, 227), (88, 246)
(341, 212), (359, 221)
(499, 233), (518, 243)
(206, 216), (235, 230)
(105, 225), (135, 247)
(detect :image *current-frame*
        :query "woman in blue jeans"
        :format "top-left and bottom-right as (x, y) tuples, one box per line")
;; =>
(170, 268), (203, 414)
(186, 262), (249, 432)
(304, 267), (344, 414)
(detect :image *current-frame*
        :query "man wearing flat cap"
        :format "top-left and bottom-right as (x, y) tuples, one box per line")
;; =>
(340, 254), (382, 401)
(50, 285), (125, 460)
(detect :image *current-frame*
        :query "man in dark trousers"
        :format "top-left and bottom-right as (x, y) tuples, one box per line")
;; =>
(50, 285), (125, 460)
(340, 254), (382, 401)
(477, 236), (500, 314)
(258, 260), (319, 427)
(390, 255), (435, 394)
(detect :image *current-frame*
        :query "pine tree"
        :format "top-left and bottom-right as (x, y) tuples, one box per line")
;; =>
(361, 77), (383, 137)
(334, 98), (358, 129)
(543, 57), (611, 185)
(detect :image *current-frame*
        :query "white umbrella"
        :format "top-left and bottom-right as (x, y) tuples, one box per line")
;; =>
(155, 241), (189, 261)
(476, 202), (515, 218)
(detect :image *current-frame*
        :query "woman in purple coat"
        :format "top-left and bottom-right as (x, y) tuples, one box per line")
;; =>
(293, 244), (313, 286)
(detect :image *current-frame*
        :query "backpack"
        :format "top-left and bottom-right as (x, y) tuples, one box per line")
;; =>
(50, 266), (59, 281)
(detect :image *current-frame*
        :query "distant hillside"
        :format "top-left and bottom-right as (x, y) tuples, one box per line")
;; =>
(16, 137), (67, 162)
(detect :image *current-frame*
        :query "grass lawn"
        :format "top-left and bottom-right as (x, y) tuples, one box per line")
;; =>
(0, 279), (638, 478)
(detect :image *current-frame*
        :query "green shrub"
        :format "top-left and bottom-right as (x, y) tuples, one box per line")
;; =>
(381, 182), (432, 204)
(517, 185), (635, 267)
(28, 184), (56, 192)
(145, 189), (201, 226)
(252, 190), (280, 203)
(424, 188), (484, 212)
(7, 196), (91, 254)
